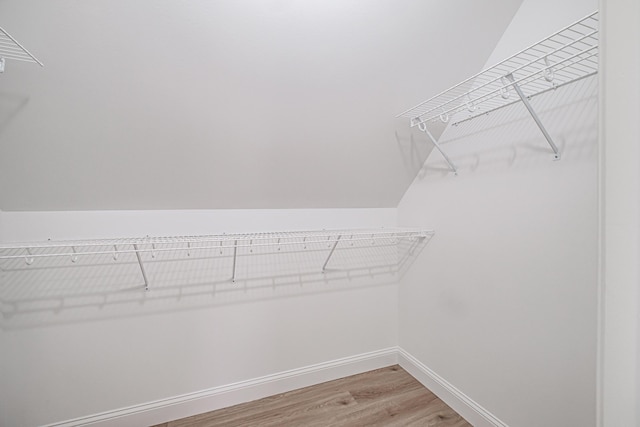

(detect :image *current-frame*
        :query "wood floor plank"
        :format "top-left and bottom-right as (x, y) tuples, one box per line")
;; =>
(156, 365), (471, 427)
(173, 391), (357, 427)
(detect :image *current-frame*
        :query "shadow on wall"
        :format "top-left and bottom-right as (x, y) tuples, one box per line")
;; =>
(412, 75), (598, 178)
(0, 91), (29, 136)
(394, 120), (448, 179)
(0, 235), (432, 330)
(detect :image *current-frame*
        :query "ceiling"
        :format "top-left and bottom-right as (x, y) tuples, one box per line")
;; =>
(0, 0), (522, 211)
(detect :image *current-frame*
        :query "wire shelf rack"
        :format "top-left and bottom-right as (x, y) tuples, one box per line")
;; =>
(0, 26), (43, 72)
(397, 11), (598, 126)
(0, 228), (434, 288)
(396, 11), (598, 170)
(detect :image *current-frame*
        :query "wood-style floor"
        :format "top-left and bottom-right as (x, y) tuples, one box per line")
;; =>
(152, 365), (471, 426)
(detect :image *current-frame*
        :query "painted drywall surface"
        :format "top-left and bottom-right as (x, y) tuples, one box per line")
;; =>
(397, 0), (598, 426)
(0, 0), (522, 211)
(0, 208), (397, 242)
(0, 208), (404, 426)
(601, 0), (640, 425)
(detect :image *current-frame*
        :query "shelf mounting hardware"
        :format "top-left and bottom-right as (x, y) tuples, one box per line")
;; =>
(504, 73), (560, 160)
(24, 248), (34, 265)
(322, 235), (342, 272)
(132, 244), (149, 291)
(231, 240), (238, 282)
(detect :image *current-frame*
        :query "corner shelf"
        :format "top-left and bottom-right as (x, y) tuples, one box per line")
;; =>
(0, 228), (434, 290)
(397, 11), (598, 172)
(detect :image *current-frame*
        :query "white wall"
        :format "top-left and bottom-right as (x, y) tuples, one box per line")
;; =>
(0, 0), (522, 212)
(0, 208), (396, 242)
(600, 0), (640, 425)
(0, 208), (403, 426)
(397, 0), (599, 426)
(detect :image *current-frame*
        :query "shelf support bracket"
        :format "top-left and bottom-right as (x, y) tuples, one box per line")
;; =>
(231, 240), (238, 282)
(132, 244), (149, 291)
(505, 73), (560, 160)
(413, 119), (458, 174)
(322, 235), (342, 272)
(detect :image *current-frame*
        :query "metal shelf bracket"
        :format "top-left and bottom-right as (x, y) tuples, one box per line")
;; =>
(505, 73), (561, 160)
(132, 244), (149, 291)
(322, 235), (342, 272)
(231, 240), (238, 283)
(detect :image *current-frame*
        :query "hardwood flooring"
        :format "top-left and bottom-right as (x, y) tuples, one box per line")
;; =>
(152, 365), (471, 426)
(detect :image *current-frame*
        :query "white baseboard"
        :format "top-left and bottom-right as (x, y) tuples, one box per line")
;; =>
(44, 348), (398, 427)
(45, 347), (506, 427)
(397, 347), (508, 427)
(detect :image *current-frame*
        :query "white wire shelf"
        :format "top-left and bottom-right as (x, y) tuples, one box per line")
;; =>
(0, 26), (43, 72)
(0, 228), (434, 288)
(396, 11), (598, 169)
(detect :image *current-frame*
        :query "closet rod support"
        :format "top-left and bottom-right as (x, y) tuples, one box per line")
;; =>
(505, 73), (560, 160)
(231, 240), (238, 282)
(133, 244), (149, 291)
(322, 235), (342, 272)
(415, 120), (458, 174)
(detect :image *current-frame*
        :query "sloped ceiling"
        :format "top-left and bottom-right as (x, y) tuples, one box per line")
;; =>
(0, 0), (522, 211)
